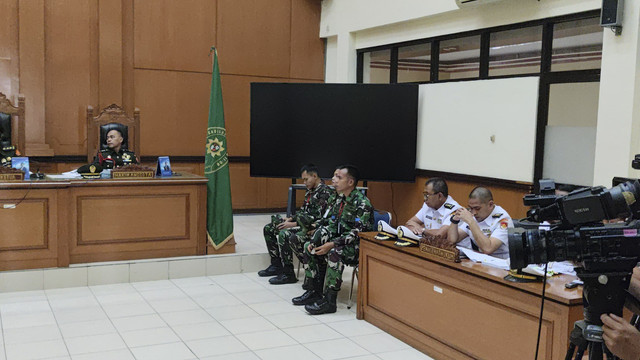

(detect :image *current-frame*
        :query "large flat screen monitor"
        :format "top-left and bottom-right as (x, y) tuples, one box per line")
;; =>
(250, 83), (418, 182)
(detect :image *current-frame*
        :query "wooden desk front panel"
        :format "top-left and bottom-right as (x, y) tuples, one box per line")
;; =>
(0, 189), (61, 270)
(68, 184), (202, 263)
(359, 240), (582, 360)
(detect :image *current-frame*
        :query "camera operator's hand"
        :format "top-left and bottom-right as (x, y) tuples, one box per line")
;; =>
(454, 208), (475, 225)
(601, 313), (640, 360)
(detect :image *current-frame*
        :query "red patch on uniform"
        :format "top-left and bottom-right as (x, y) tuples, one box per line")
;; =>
(500, 220), (508, 230)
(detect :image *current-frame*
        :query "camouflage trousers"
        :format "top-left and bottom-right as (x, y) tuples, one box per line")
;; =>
(264, 219), (303, 268)
(278, 231), (310, 268)
(304, 226), (359, 291)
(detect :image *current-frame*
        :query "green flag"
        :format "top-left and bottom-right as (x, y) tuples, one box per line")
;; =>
(205, 47), (234, 249)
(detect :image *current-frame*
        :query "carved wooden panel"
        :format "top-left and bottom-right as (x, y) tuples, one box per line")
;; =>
(0, 199), (48, 250)
(0, 188), (59, 270)
(134, 69), (210, 156)
(217, 0), (291, 77)
(77, 194), (189, 244)
(133, 0), (216, 72)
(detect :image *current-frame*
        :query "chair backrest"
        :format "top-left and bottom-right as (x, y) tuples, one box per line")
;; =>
(0, 92), (26, 154)
(87, 104), (140, 162)
(374, 209), (392, 225)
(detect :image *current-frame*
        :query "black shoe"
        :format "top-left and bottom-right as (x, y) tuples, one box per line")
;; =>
(305, 289), (338, 315)
(302, 277), (313, 290)
(258, 264), (282, 277)
(269, 272), (298, 285)
(292, 289), (322, 306)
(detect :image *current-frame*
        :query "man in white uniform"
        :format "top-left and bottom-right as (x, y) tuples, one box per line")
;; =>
(447, 186), (513, 259)
(404, 177), (461, 238)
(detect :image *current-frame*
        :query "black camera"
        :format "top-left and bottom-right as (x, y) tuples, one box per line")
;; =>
(508, 174), (640, 324)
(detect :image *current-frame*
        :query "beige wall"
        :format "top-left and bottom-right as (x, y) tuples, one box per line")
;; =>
(0, 0), (325, 210)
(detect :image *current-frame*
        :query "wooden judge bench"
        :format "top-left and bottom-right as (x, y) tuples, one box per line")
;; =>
(0, 174), (209, 271)
(356, 232), (583, 360)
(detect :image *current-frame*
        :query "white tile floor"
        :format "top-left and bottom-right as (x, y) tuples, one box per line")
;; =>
(0, 215), (435, 360)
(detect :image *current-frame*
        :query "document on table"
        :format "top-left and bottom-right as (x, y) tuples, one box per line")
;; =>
(46, 170), (82, 179)
(456, 246), (510, 270)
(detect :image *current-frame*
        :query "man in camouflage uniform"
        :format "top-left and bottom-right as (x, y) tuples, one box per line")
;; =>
(91, 129), (138, 168)
(292, 165), (374, 315)
(258, 164), (333, 286)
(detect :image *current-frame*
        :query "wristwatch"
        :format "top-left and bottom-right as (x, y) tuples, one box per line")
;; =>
(450, 214), (460, 224)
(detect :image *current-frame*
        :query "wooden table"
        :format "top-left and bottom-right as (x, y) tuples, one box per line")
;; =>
(0, 174), (208, 270)
(357, 232), (583, 360)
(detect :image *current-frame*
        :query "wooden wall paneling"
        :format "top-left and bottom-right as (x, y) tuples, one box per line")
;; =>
(122, 0), (135, 113)
(98, 0), (123, 107)
(221, 75), (290, 157)
(217, 0), (291, 77)
(265, 177), (293, 209)
(290, 0), (324, 80)
(44, 0), (97, 155)
(19, 0), (54, 156)
(133, 0), (216, 72)
(229, 162), (266, 209)
(0, 0), (18, 97)
(134, 69), (210, 156)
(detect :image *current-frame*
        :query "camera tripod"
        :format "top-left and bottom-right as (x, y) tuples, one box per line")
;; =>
(564, 260), (636, 360)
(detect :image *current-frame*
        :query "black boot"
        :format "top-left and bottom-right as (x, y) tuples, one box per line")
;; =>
(258, 258), (282, 277)
(301, 276), (313, 290)
(292, 274), (323, 305)
(269, 265), (297, 285)
(305, 289), (338, 315)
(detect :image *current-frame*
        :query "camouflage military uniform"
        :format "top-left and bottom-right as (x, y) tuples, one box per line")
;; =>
(91, 148), (138, 168)
(263, 182), (333, 267)
(0, 145), (18, 167)
(305, 189), (374, 291)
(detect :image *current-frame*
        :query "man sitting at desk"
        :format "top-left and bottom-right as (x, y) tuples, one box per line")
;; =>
(404, 177), (461, 238)
(447, 186), (513, 259)
(258, 164), (333, 285)
(0, 134), (19, 167)
(293, 165), (374, 315)
(92, 129), (138, 168)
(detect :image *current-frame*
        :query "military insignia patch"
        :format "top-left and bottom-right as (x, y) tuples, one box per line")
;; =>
(122, 153), (131, 161)
(500, 220), (509, 230)
(444, 203), (454, 209)
(90, 165), (96, 173)
(492, 213), (503, 218)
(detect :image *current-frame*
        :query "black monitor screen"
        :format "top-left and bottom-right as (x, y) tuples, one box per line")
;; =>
(250, 83), (418, 182)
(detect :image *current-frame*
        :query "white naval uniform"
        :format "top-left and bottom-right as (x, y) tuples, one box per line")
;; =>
(414, 195), (461, 230)
(457, 204), (513, 259)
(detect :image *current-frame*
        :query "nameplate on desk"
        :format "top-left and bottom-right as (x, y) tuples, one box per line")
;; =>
(419, 243), (461, 263)
(11, 157), (29, 180)
(156, 156), (172, 177)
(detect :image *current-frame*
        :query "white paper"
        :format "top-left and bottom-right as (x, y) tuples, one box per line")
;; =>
(456, 246), (510, 270)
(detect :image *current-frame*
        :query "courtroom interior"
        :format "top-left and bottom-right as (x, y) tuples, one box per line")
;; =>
(0, 0), (639, 359)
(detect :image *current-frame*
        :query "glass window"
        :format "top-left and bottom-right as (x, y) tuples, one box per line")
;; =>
(439, 35), (480, 80)
(362, 50), (391, 83)
(552, 17), (603, 71)
(398, 43), (431, 83)
(489, 26), (543, 76)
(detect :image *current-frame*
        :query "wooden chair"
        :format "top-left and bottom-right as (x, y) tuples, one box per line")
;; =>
(86, 104), (140, 163)
(0, 92), (26, 154)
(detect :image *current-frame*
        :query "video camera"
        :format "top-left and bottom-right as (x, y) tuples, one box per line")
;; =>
(508, 156), (640, 325)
